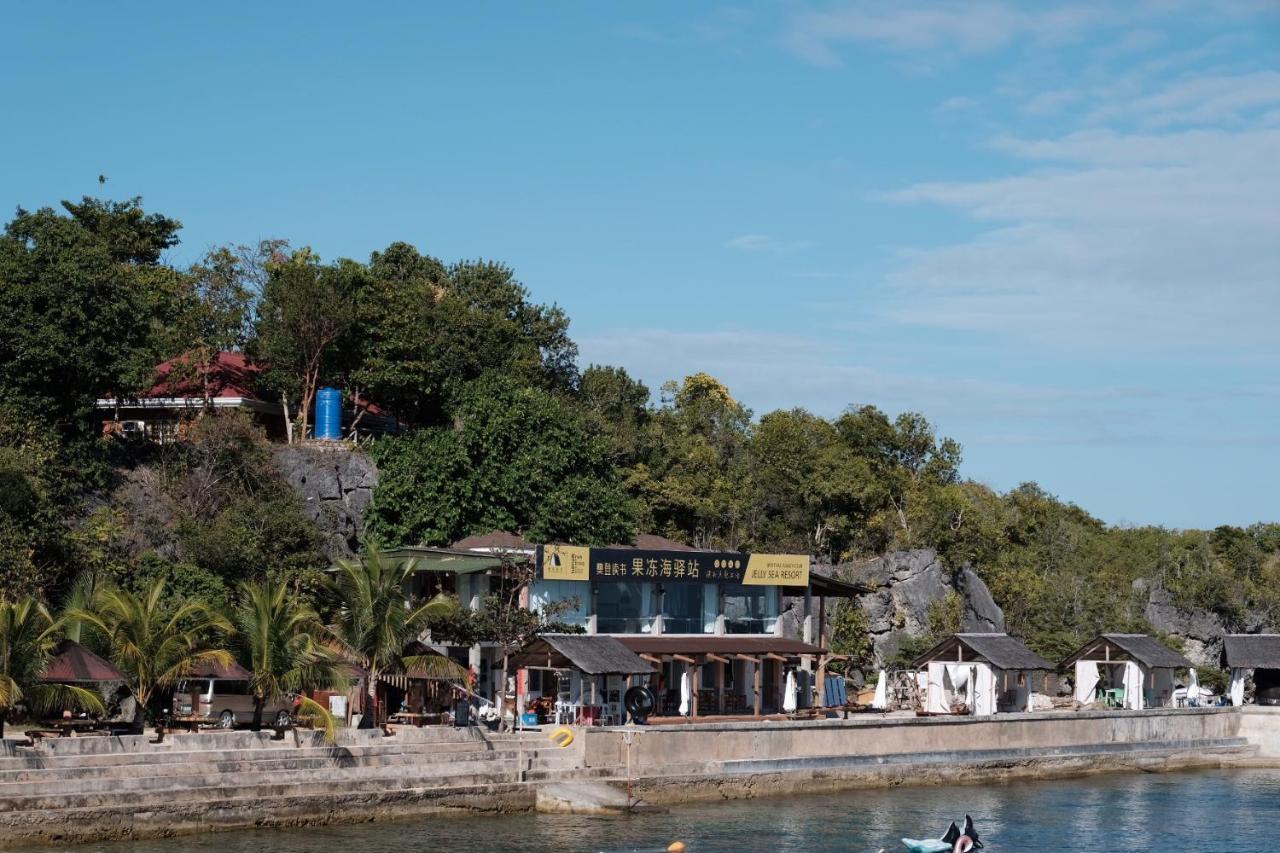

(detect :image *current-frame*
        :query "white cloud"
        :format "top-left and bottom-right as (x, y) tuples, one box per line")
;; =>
(726, 234), (773, 250)
(783, 2), (1105, 66)
(725, 234), (814, 252)
(881, 100), (1280, 351)
(1019, 88), (1082, 116)
(937, 95), (979, 113)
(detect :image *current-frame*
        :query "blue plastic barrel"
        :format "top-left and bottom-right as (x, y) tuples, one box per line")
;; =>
(315, 387), (342, 440)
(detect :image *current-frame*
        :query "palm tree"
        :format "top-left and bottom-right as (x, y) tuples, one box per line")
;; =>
(326, 546), (465, 723)
(233, 580), (348, 734)
(0, 598), (104, 738)
(71, 581), (233, 733)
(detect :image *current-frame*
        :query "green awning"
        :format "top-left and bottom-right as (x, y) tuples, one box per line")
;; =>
(335, 547), (502, 575)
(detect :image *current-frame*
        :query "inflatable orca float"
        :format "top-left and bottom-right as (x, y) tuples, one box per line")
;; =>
(901, 815), (983, 853)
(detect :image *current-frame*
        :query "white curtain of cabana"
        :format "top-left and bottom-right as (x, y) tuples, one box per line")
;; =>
(1075, 660), (1100, 704)
(1123, 661), (1144, 709)
(1230, 669), (1247, 706)
(871, 669), (888, 710)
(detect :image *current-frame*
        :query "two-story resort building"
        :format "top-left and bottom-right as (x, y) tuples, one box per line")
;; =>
(382, 531), (865, 725)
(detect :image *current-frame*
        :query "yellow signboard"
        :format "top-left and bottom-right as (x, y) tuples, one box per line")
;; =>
(541, 544), (591, 582)
(742, 553), (809, 586)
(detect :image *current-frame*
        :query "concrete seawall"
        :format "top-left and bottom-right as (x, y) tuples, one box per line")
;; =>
(2, 707), (1278, 847)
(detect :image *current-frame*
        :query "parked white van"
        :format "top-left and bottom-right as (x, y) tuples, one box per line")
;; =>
(171, 661), (294, 729)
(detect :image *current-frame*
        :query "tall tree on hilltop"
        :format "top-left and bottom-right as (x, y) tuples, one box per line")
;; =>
(0, 197), (184, 433)
(168, 241), (284, 406)
(354, 245), (580, 427)
(252, 250), (361, 442)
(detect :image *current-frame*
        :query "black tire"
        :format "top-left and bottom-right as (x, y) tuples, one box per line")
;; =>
(273, 709), (291, 728)
(217, 710), (236, 729)
(624, 686), (656, 723)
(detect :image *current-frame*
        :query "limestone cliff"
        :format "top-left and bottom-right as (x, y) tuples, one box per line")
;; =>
(273, 445), (377, 560)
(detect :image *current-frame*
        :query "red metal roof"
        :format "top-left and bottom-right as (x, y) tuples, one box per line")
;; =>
(147, 350), (261, 400)
(40, 641), (126, 683)
(141, 350), (390, 418)
(609, 534), (699, 551)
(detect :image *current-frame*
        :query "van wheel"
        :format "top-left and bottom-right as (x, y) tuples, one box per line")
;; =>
(273, 710), (291, 728)
(217, 710), (236, 729)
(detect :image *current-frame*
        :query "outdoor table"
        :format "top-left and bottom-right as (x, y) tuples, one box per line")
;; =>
(169, 715), (214, 732)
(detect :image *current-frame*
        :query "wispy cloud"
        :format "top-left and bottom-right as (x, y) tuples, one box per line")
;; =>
(783, 2), (1106, 66)
(725, 234), (814, 253)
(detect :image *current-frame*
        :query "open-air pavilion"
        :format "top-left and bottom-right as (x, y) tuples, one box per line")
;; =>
(1223, 634), (1280, 706)
(511, 633), (655, 725)
(1062, 634), (1192, 710)
(912, 633), (1055, 716)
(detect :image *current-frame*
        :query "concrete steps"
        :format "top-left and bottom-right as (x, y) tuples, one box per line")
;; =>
(0, 729), (585, 818)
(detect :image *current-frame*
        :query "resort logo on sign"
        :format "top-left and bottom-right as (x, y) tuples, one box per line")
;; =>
(540, 544), (590, 581)
(535, 546), (809, 587)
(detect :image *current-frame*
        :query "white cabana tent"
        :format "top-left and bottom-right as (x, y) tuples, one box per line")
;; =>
(1223, 634), (1280, 707)
(1061, 634), (1192, 710)
(911, 633), (1055, 716)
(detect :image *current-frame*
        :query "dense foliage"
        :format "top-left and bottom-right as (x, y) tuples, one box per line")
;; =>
(0, 195), (1277, 667)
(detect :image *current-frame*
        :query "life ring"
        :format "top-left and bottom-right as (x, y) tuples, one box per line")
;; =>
(548, 727), (574, 747)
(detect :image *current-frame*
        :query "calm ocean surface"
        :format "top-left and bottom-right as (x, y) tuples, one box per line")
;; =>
(30, 768), (1279, 852)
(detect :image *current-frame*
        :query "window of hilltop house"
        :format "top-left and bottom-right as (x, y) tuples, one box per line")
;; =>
(662, 582), (706, 634)
(595, 580), (653, 634)
(723, 584), (779, 634)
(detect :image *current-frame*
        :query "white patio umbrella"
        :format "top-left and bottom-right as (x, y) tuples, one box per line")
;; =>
(679, 669), (691, 717)
(783, 670), (798, 713)
(1187, 668), (1200, 705)
(871, 669), (888, 710)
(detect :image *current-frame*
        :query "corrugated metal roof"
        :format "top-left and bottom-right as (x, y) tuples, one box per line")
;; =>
(911, 633), (1055, 671)
(1223, 634), (1280, 669)
(511, 634), (656, 675)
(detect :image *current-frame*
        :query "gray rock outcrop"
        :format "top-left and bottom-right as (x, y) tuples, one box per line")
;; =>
(1140, 579), (1256, 668)
(273, 445), (377, 559)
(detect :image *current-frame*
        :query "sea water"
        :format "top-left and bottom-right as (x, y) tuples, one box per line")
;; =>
(23, 768), (1280, 852)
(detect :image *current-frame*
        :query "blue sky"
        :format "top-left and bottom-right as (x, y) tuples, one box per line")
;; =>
(3, 3), (1278, 529)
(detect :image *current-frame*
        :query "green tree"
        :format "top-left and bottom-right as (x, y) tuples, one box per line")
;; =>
(232, 580), (347, 733)
(325, 547), (465, 723)
(252, 250), (361, 442)
(0, 197), (183, 432)
(0, 598), (104, 738)
(578, 364), (650, 464)
(71, 581), (234, 732)
(367, 374), (635, 547)
(630, 373), (753, 549)
(352, 245), (580, 427)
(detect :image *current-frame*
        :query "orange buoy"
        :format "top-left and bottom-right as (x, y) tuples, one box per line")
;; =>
(667, 842), (687, 853)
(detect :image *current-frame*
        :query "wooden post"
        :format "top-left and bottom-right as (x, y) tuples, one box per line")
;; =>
(691, 660), (701, 718)
(717, 660), (725, 715)
(747, 653), (757, 712)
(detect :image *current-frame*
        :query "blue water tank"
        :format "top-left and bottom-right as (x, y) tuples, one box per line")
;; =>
(315, 387), (342, 440)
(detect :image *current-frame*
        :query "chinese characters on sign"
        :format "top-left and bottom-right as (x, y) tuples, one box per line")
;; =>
(535, 546), (808, 587)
